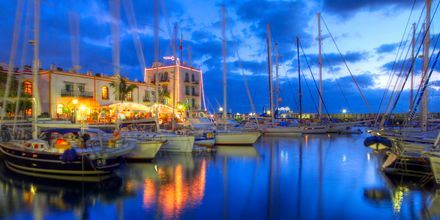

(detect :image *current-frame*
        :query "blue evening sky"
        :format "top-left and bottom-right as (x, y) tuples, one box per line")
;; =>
(0, 0), (439, 113)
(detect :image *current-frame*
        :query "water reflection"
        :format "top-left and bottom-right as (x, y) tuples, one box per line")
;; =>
(1, 134), (439, 219)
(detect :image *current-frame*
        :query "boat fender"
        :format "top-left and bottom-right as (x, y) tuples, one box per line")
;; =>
(61, 148), (77, 163)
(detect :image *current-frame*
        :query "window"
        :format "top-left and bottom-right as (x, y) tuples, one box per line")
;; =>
(191, 73), (195, 82)
(126, 91), (133, 101)
(65, 83), (73, 92)
(185, 86), (190, 95)
(185, 73), (189, 82)
(162, 72), (169, 81)
(56, 104), (64, 114)
(102, 86), (109, 100)
(191, 98), (196, 108)
(23, 81), (32, 95)
(77, 84), (85, 92)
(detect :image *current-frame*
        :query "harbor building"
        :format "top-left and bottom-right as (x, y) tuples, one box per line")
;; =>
(0, 63), (156, 121)
(144, 59), (203, 110)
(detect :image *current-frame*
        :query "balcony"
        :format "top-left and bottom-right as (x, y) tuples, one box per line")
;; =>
(192, 80), (199, 84)
(61, 90), (93, 98)
(143, 96), (152, 102)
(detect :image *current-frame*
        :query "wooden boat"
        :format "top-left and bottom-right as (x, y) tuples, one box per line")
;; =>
(0, 128), (136, 182)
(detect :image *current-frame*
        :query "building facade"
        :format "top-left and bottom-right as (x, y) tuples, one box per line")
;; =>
(144, 60), (203, 110)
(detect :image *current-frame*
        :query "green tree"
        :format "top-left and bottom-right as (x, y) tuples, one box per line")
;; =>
(109, 77), (138, 101)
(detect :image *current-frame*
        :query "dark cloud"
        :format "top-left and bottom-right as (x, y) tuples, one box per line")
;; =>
(376, 42), (400, 54)
(323, 0), (421, 17)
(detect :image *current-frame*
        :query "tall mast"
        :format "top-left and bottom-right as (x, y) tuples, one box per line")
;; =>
(421, 0), (430, 131)
(410, 23), (415, 111)
(266, 24), (274, 123)
(297, 37), (302, 120)
(221, 6), (227, 129)
(296, 37), (302, 120)
(172, 23), (178, 130)
(317, 13), (323, 120)
(32, 0), (41, 139)
(153, 0), (159, 131)
(275, 42), (279, 110)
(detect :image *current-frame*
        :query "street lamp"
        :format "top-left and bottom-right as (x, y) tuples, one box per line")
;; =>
(342, 109), (347, 114)
(219, 107), (223, 112)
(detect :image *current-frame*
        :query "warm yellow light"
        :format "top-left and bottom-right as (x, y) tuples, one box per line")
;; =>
(177, 104), (183, 110)
(79, 105), (87, 111)
(72, 99), (78, 105)
(266, 110), (271, 115)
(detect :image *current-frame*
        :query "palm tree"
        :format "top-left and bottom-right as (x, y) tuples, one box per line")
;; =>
(109, 77), (138, 102)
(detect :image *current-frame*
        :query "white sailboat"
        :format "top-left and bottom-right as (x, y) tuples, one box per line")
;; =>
(213, 7), (262, 145)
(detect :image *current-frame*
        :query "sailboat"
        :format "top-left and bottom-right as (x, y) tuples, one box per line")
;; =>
(213, 7), (261, 145)
(0, 1), (136, 181)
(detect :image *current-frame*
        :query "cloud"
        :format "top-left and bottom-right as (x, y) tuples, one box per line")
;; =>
(376, 42), (400, 54)
(322, 0), (421, 17)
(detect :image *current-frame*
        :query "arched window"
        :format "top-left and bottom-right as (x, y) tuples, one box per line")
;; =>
(102, 86), (109, 100)
(185, 73), (189, 82)
(23, 81), (32, 95)
(163, 72), (169, 81)
(191, 73), (195, 82)
(126, 91), (133, 101)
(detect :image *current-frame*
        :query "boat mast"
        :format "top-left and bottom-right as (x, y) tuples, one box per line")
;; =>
(154, 0), (160, 131)
(410, 23), (415, 111)
(421, 0), (430, 131)
(221, 6), (227, 129)
(297, 37), (302, 120)
(266, 24), (274, 123)
(317, 13), (323, 120)
(275, 42), (279, 110)
(32, 0), (41, 139)
(172, 23), (178, 131)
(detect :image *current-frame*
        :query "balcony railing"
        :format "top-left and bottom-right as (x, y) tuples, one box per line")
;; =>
(61, 90), (93, 98)
(143, 96), (152, 102)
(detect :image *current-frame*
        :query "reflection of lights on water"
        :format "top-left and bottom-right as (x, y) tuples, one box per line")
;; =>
(143, 179), (156, 209)
(367, 153), (371, 161)
(154, 165), (158, 172)
(30, 185), (37, 194)
(392, 186), (409, 213)
(342, 155), (347, 162)
(280, 150), (289, 162)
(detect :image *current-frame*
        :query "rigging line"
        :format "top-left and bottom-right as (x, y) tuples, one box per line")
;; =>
(300, 69), (318, 114)
(376, 4), (426, 126)
(382, 26), (418, 117)
(407, 25), (440, 122)
(122, 0), (147, 77)
(299, 42), (331, 119)
(408, 43), (440, 121)
(321, 52), (352, 112)
(1, 0), (24, 124)
(320, 15), (371, 112)
(376, 0), (420, 114)
(390, 0), (440, 115)
(229, 29), (258, 117)
(160, 0), (174, 58)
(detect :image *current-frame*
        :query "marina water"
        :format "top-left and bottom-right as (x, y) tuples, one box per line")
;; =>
(0, 131), (438, 219)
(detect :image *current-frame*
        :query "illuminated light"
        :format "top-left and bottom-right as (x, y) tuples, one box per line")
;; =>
(177, 104), (183, 110)
(143, 179), (156, 209)
(72, 99), (78, 105)
(266, 110), (271, 115)
(219, 107), (223, 112)
(367, 153), (371, 161)
(30, 185), (37, 194)
(342, 109), (347, 114)
(79, 105), (87, 111)
(342, 154), (347, 162)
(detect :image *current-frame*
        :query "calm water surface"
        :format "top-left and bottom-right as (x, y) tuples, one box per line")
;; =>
(1, 133), (439, 220)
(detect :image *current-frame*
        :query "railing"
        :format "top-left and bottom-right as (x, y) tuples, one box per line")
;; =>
(143, 97), (152, 102)
(61, 90), (93, 98)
